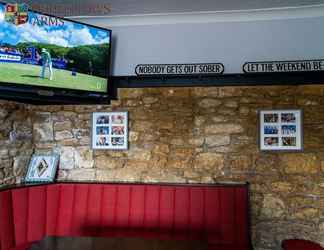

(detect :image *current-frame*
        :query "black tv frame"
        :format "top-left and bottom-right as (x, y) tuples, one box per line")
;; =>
(0, 2), (114, 104)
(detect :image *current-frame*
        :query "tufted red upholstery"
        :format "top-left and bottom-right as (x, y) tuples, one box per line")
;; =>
(282, 239), (324, 250)
(0, 183), (251, 250)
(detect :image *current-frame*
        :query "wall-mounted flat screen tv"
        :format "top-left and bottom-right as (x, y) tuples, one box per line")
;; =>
(0, 2), (112, 104)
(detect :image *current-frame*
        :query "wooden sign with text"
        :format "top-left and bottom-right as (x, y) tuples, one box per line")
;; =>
(135, 63), (224, 76)
(243, 60), (324, 73)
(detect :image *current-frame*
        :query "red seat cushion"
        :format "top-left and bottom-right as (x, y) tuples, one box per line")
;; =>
(282, 239), (324, 250)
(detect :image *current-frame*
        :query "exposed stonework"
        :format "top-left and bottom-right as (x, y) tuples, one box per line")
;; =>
(0, 102), (33, 185)
(33, 112), (54, 142)
(261, 194), (286, 219)
(205, 123), (244, 134)
(194, 152), (224, 171)
(1, 85), (324, 250)
(205, 135), (230, 147)
(280, 153), (319, 174)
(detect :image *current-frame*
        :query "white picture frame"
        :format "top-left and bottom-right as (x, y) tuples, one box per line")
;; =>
(25, 154), (59, 183)
(259, 109), (303, 151)
(92, 112), (128, 150)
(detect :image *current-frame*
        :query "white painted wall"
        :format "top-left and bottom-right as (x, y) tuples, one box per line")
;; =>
(75, 11), (324, 76)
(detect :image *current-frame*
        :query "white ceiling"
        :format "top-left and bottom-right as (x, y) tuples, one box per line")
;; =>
(98, 0), (324, 15)
(7, 0), (324, 26)
(62, 0), (324, 27)
(9, 0), (324, 16)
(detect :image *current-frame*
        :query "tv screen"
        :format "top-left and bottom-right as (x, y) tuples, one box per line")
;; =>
(0, 2), (111, 99)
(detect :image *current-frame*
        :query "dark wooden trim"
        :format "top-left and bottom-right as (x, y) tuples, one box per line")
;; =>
(2, 71), (324, 104)
(246, 182), (254, 250)
(112, 71), (324, 88)
(0, 180), (249, 192)
(0, 89), (111, 105)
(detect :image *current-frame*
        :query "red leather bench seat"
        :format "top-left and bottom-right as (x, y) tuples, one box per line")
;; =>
(282, 239), (324, 250)
(0, 183), (252, 250)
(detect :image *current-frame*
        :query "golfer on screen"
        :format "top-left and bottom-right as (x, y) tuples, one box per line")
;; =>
(40, 48), (53, 80)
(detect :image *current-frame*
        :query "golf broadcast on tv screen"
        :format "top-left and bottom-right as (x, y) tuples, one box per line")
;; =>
(0, 2), (110, 92)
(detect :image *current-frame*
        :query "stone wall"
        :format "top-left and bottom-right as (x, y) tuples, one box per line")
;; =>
(0, 101), (33, 186)
(1, 85), (324, 250)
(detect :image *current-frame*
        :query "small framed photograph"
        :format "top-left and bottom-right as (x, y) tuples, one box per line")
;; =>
(25, 154), (59, 183)
(92, 112), (128, 150)
(259, 110), (302, 151)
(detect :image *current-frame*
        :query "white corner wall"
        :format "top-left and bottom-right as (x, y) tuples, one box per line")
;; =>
(74, 9), (324, 76)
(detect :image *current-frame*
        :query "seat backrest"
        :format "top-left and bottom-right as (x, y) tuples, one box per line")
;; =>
(1, 183), (251, 250)
(0, 190), (15, 250)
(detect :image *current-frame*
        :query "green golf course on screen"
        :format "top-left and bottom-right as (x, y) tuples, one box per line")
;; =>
(0, 2), (111, 92)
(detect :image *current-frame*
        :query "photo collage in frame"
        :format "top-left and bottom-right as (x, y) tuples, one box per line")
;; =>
(92, 112), (128, 150)
(260, 110), (302, 151)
